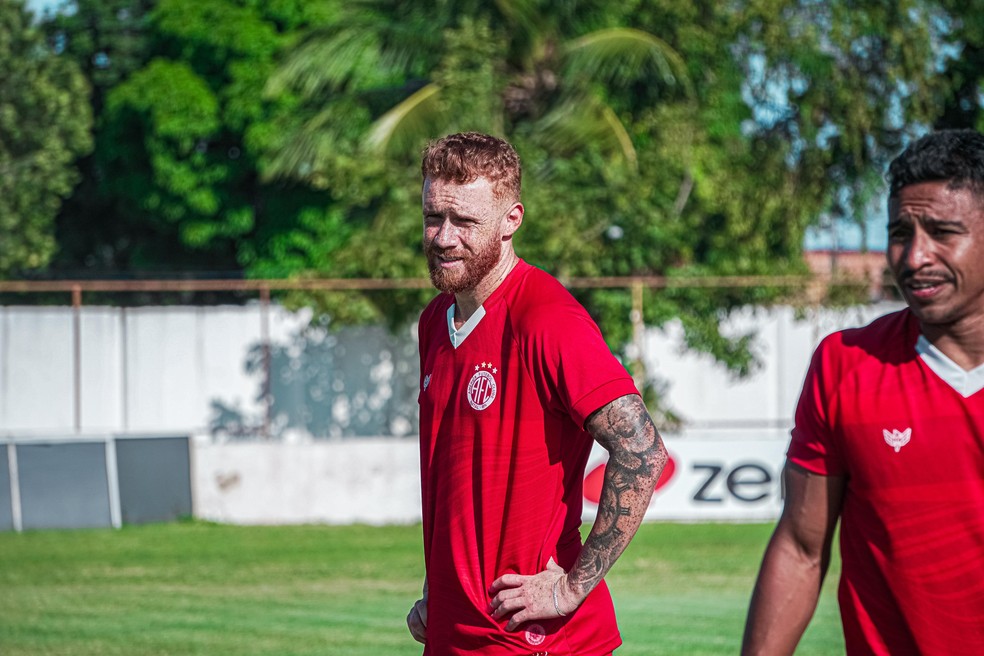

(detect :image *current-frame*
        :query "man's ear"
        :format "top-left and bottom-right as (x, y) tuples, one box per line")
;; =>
(501, 202), (524, 239)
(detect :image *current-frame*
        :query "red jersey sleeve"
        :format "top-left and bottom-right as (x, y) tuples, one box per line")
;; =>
(516, 277), (639, 429)
(787, 333), (848, 476)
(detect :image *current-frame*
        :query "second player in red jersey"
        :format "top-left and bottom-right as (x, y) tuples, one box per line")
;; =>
(743, 129), (984, 655)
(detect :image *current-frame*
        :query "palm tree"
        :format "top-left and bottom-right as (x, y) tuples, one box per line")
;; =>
(264, 1), (690, 180)
(256, 0), (707, 359)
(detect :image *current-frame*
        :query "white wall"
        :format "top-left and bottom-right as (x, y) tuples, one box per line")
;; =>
(644, 303), (902, 429)
(1, 307), (76, 431)
(0, 304), (310, 436)
(192, 437), (422, 525)
(0, 300), (909, 524)
(189, 435), (791, 525)
(0, 301), (905, 440)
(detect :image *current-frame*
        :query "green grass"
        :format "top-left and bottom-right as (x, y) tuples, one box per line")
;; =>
(0, 521), (843, 655)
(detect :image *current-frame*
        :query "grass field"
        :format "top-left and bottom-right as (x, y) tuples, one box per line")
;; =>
(0, 521), (844, 655)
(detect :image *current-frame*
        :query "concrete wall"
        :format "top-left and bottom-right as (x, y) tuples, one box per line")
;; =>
(0, 301), (904, 440)
(190, 433), (792, 525)
(1, 300), (909, 526)
(641, 302), (901, 430)
(0, 304), (420, 439)
(192, 437), (422, 525)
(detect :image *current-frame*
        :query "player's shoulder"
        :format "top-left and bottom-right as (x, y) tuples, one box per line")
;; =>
(815, 307), (915, 368)
(503, 262), (591, 326)
(507, 262), (580, 306)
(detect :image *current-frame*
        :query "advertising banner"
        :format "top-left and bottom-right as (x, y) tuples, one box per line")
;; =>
(190, 436), (791, 526)
(583, 438), (789, 522)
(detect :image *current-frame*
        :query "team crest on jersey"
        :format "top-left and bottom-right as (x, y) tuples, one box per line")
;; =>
(883, 427), (911, 452)
(466, 362), (498, 410)
(524, 623), (546, 646)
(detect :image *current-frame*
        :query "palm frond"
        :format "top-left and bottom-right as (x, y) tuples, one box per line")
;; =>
(260, 102), (370, 183)
(598, 103), (638, 169)
(266, 28), (384, 97)
(563, 27), (693, 97)
(365, 83), (445, 155)
(266, 2), (444, 99)
(492, 0), (544, 35)
(534, 95), (638, 169)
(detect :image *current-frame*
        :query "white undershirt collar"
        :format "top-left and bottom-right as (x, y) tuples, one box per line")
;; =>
(916, 335), (984, 397)
(447, 303), (486, 349)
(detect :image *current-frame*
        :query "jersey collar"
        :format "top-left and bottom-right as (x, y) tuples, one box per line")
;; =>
(447, 303), (486, 349)
(916, 335), (984, 397)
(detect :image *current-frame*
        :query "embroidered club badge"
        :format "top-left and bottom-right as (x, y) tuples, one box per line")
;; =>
(466, 362), (497, 411)
(883, 428), (911, 453)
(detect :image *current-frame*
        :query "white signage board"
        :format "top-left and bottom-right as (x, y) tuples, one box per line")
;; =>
(583, 438), (789, 522)
(191, 436), (791, 526)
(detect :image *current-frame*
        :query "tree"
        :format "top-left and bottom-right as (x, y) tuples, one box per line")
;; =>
(258, 0), (980, 418)
(40, 0), (156, 274)
(0, 0), (92, 277)
(735, 0), (951, 251)
(934, 0), (984, 132)
(260, 1), (820, 381)
(24, 0), (979, 409)
(42, 0), (341, 277)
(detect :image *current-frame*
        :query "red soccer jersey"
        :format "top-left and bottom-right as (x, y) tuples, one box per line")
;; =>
(417, 260), (639, 655)
(788, 309), (984, 655)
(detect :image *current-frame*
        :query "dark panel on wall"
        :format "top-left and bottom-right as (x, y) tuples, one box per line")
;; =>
(115, 436), (192, 524)
(0, 447), (13, 531)
(18, 442), (112, 530)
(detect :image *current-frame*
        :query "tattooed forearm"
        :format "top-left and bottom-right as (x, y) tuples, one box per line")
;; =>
(566, 394), (667, 599)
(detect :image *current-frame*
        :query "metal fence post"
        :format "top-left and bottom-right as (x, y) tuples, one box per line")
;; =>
(72, 285), (82, 434)
(260, 285), (272, 439)
(630, 280), (646, 393)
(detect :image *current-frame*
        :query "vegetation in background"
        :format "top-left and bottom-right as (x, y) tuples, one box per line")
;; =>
(257, 0), (967, 373)
(3, 0), (984, 407)
(0, 0), (92, 276)
(39, 0), (343, 276)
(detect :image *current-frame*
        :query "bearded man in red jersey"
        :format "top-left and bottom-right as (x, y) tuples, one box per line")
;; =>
(406, 132), (667, 655)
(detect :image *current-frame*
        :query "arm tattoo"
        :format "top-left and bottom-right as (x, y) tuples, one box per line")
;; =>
(568, 394), (667, 598)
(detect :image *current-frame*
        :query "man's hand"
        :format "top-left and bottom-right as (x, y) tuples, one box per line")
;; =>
(489, 557), (575, 631)
(406, 587), (428, 644)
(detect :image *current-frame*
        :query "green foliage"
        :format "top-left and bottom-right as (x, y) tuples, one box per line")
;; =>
(935, 0), (984, 132)
(40, 0), (156, 273)
(44, 0), (341, 274)
(735, 0), (949, 227)
(23, 0), (984, 409)
(257, 0), (984, 385)
(42, 0), (154, 112)
(0, 0), (92, 277)
(262, 1), (823, 380)
(103, 59), (226, 239)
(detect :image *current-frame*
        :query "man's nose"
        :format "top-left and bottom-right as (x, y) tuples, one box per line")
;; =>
(432, 219), (459, 248)
(904, 229), (935, 270)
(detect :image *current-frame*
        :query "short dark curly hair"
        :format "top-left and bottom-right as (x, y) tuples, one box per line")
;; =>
(421, 132), (521, 202)
(888, 129), (984, 199)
